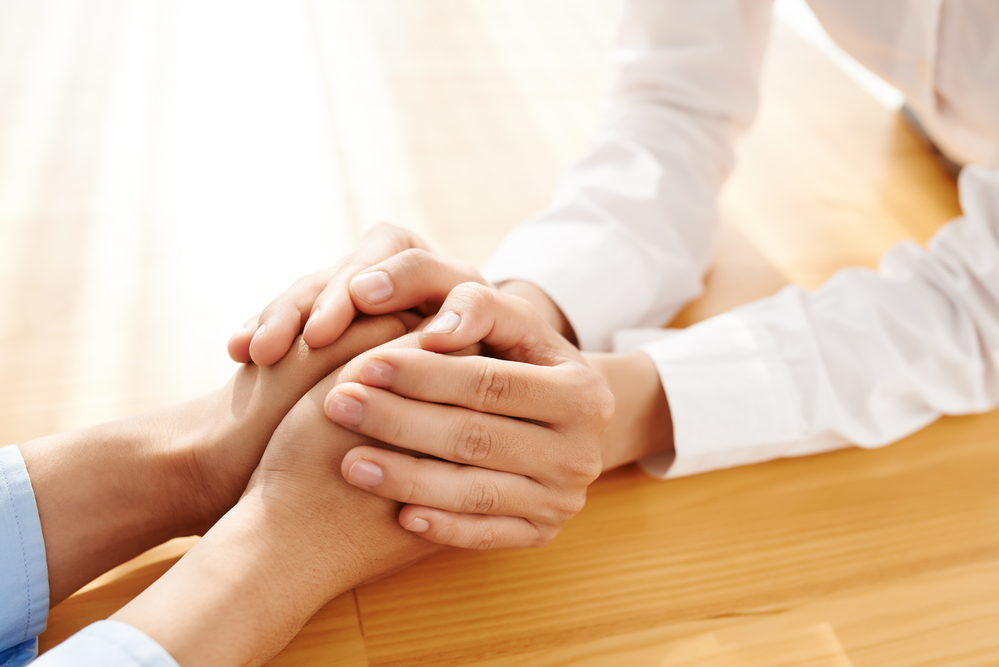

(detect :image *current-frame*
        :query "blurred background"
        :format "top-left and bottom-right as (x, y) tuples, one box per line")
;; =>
(0, 0), (906, 442)
(0, 0), (619, 440)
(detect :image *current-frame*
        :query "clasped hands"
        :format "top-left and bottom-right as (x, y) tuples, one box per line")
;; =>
(13, 223), (635, 666)
(223, 222), (612, 552)
(81, 224), (614, 665)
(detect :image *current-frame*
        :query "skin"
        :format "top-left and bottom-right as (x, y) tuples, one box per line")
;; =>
(111, 333), (443, 666)
(330, 283), (609, 548)
(227, 224), (442, 367)
(17, 225), (671, 665)
(21, 316), (406, 607)
(230, 223), (675, 549)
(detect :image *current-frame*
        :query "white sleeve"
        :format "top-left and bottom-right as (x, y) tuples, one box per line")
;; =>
(483, 0), (774, 351)
(638, 167), (999, 478)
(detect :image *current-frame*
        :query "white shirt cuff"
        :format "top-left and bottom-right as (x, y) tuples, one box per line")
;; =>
(621, 313), (844, 478)
(483, 213), (702, 352)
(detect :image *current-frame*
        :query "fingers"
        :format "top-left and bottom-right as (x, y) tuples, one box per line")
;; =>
(417, 283), (573, 366)
(399, 507), (557, 550)
(241, 316), (408, 421)
(227, 314), (260, 363)
(220, 314), (407, 489)
(349, 249), (488, 317)
(230, 223), (426, 366)
(271, 315), (408, 379)
(326, 383), (553, 477)
(349, 347), (588, 421)
(247, 269), (337, 366)
(303, 224), (429, 350)
(340, 447), (570, 524)
(340, 447), (575, 549)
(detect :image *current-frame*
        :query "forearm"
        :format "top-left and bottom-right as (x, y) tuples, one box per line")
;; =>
(585, 351), (674, 471)
(20, 404), (207, 605)
(483, 2), (775, 353)
(109, 498), (314, 667)
(112, 358), (443, 667)
(112, 488), (435, 667)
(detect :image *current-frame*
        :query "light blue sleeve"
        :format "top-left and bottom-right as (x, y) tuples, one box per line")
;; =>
(0, 445), (49, 667)
(0, 446), (178, 667)
(33, 621), (179, 667)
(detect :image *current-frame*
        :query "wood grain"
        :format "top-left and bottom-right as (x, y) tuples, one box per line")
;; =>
(0, 1), (993, 665)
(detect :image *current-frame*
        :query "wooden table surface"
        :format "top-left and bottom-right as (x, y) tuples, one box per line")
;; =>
(1, 1), (996, 665)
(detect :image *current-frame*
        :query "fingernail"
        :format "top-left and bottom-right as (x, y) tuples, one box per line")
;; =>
(360, 359), (393, 387)
(351, 271), (394, 304)
(250, 323), (266, 344)
(348, 459), (384, 488)
(424, 310), (460, 335)
(326, 393), (362, 426)
(404, 517), (430, 533)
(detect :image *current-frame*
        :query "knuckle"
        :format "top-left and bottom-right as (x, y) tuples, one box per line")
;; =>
(563, 491), (588, 520)
(587, 454), (605, 482)
(375, 313), (408, 340)
(571, 367), (615, 428)
(290, 272), (320, 293)
(580, 450), (604, 482)
(472, 526), (497, 550)
(434, 521), (460, 546)
(509, 294), (547, 329)
(559, 364), (593, 401)
(399, 462), (427, 504)
(554, 436), (602, 483)
(258, 298), (282, 321)
(592, 385), (616, 427)
(531, 526), (559, 548)
(473, 359), (508, 412)
(268, 304), (303, 332)
(451, 281), (492, 308)
(379, 407), (407, 448)
(452, 417), (494, 464)
(399, 246), (432, 267)
(456, 258), (482, 280)
(543, 491), (586, 524)
(461, 478), (499, 515)
(552, 447), (578, 480)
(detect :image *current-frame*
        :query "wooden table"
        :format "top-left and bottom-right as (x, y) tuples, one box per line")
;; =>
(0, 1), (995, 664)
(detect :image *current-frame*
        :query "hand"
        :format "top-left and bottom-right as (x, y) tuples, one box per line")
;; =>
(114, 328), (441, 667)
(227, 223), (488, 366)
(326, 278), (613, 550)
(182, 315), (408, 531)
(21, 316), (405, 604)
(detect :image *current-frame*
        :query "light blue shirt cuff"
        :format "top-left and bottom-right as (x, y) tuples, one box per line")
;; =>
(0, 446), (177, 667)
(0, 445), (49, 666)
(33, 621), (179, 667)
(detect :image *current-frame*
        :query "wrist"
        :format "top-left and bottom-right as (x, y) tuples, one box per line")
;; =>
(111, 496), (328, 667)
(584, 351), (674, 471)
(112, 484), (437, 667)
(162, 388), (257, 536)
(20, 404), (206, 603)
(153, 391), (240, 535)
(235, 468), (441, 592)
